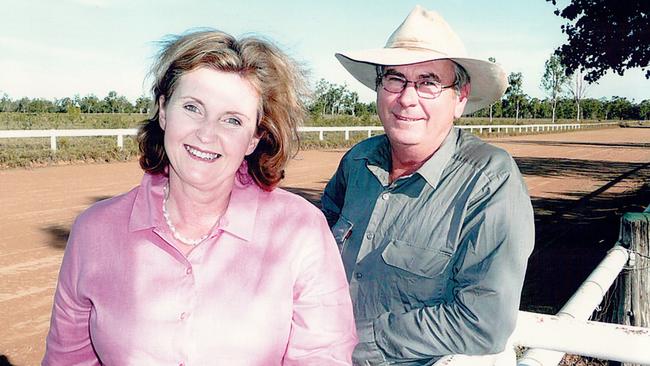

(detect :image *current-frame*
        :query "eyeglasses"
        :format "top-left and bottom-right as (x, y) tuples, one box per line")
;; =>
(380, 74), (457, 99)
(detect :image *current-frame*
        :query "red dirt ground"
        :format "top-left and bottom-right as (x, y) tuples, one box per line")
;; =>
(1, 127), (649, 365)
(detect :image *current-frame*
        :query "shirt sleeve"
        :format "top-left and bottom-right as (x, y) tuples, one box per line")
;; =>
(282, 211), (358, 365)
(321, 155), (348, 228)
(42, 219), (100, 366)
(354, 161), (535, 362)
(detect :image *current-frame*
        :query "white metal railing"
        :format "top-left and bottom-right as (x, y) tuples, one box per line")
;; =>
(0, 122), (618, 151)
(433, 245), (650, 366)
(0, 128), (138, 151)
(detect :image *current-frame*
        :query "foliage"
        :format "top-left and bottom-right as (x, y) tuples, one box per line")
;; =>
(541, 54), (570, 122)
(504, 72), (525, 121)
(308, 79), (375, 117)
(0, 91), (153, 114)
(547, 0), (650, 82)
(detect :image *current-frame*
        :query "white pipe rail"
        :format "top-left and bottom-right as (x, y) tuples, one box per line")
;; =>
(517, 245), (631, 366)
(0, 122), (618, 150)
(513, 312), (650, 365)
(433, 245), (650, 366)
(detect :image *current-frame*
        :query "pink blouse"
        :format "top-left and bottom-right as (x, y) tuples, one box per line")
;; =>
(43, 173), (357, 365)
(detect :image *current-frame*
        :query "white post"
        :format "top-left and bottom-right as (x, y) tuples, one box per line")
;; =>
(345, 130), (350, 140)
(50, 133), (57, 151)
(117, 135), (124, 149)
(368, 129), (372, 138)
(319, 130), (324, 141)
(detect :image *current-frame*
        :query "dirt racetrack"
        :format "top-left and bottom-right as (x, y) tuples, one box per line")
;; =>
(1, 126), (650, 365)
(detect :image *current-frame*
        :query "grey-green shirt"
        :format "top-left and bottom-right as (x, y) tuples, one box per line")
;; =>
(321, 127), (535, 365)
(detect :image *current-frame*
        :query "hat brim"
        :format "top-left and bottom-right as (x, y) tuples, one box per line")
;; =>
(335, 49), (507, 115)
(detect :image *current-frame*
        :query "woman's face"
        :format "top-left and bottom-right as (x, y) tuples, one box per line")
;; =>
(159, 67), (260, 191)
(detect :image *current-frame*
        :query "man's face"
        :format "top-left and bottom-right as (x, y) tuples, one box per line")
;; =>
(376, 59), (469, 152)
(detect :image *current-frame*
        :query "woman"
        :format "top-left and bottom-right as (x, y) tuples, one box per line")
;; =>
(43, 30), (357, 365)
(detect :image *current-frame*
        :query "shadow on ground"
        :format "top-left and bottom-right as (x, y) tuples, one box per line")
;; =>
(0, 355), (15, 366)
(498, 139), (650, 150)
(43, 196), (114, 249)
(514, 156), (650, 314)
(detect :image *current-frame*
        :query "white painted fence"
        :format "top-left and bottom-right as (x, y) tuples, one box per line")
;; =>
(0, 122), (619, 151)
(0, 128), (138, 151)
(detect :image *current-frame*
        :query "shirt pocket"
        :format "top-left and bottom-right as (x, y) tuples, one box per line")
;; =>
(331, 215), (354, 253)
(381, 239), (452, 278)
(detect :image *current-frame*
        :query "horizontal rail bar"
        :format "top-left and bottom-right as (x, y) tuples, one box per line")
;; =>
(0, 122), (619, 148)
(514, 312), (650, 365)
(518, 245), (629, 366)
(433, 245), (640, 366)
(0, 122), (618, 139)
(0, 128), (138, 138)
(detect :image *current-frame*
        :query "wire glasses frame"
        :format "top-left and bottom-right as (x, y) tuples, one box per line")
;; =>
(379, 74), (458, 99)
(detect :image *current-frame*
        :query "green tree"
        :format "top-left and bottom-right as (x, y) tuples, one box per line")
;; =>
(55, 97), (77, 113)
(606, 97), (635, 120)
(27, 98), (56, 113)
(79, 94), (101, 113)
(310, 79), (355, 116)
(565, 71), (589, 121)
(505, 72), (524, 122)
(104, 91), (119, 113)
(115, 95), (134, 113)
(581, 98), (604, 120)
(540, 54), (569, 123)
(0, 93), (15, 112)
(487, 57), (498, 122)
(547, 0), (650, 82)
(135, 95), (152, 114)
(639, 99), (650, 120)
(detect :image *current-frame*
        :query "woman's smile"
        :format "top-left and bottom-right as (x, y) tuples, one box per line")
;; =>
(184, 144), (221, 162)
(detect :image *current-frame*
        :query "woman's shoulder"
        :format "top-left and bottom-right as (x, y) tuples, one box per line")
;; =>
(263, 187), (319, 210)
(74, 185), (140, 228)
(258, 187), (325, 222)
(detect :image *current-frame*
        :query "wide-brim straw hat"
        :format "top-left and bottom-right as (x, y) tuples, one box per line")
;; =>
(335, 5), (507, 115)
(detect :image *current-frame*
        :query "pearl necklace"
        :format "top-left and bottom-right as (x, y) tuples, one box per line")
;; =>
(162, 184), (210, 246)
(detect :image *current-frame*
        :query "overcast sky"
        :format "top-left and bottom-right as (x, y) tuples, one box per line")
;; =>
(1, 0), (647, 103)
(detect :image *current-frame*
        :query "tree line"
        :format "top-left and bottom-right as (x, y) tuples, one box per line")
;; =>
(0, 92), (152, 114)
(308, 69), (649, 122)
(1, 65), (647, 122)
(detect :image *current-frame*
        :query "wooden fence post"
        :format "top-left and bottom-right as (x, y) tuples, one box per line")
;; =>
(611, 211), (650, 366)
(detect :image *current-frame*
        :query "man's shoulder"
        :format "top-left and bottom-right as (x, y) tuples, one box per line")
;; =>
(454, 129), (517, 178)
(343, 134), (388, 162)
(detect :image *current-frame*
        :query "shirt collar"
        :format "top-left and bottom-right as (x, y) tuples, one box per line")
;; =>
(218, 177), (258, 242)
(357, 128), (459, 189)
(128, 172), (259, 242)
(416, 127), (458, 188)
(129, 173), (165, 232)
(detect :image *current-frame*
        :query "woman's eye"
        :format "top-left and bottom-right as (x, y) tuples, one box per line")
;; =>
(183, 104), (200, 113)
(224, 117), (242, 126)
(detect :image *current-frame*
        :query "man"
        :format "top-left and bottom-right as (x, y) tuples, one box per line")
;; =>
(322, 6), (535, 365)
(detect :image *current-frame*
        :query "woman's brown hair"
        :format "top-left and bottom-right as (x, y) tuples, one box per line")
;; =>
(138, 30), (308, 191)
